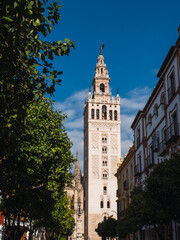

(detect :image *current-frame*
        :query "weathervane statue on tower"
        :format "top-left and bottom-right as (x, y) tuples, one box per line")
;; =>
(99, 43), (104, 55)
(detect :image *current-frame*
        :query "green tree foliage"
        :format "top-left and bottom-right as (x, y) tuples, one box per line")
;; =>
(0, 0), (75, 161)
(118, 152), (180, 240)
(0, 97), (75, 238)
(95, 216), (118, 240)
(118, 187), (146, 239)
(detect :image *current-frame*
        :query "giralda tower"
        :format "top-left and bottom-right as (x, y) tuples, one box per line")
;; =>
(83, 48), (121, 240)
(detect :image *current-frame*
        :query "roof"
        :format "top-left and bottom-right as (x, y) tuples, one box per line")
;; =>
(157, 46), (176, 78)
(131, 110), (144, 129)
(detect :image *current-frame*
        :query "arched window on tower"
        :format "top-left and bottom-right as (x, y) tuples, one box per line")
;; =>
(101, 68), (103, 75)
(100, 201), (104, 208)
(102, 170), (108, 179)
(109, 110), (112, 120)
(96, 109), (99, 119)
(91, 109), (94, 119)
(114, 110), (117, 120)
(102, 147), (107, 154)
(102, 105), (107, 120)
(103, 186), (107, 195)
(107, 201), (110, 208)
(100, 83), (105, 93)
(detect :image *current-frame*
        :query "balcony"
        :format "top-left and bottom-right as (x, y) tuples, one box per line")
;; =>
(134, 164), (141, 176)
(167, 84), (175, 102)
(159, 139), (166, 156)
(166, 123), (180, 144)
(123, 180), (129, 190)
(145, 154), (154, 168)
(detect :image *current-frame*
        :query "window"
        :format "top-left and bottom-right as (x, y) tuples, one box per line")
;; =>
(102, 137), (107, 143)
(102, 160), (108, 166)
(100, 83), (105, 93)
(137, 127), (140, 147)
(91, 109), (94, 119)
(114, 110), (117, 120)
(102, 171), (108, 179)
(102, 105), (107, 119)
(104, 216), (106, 221)
(160, 92), (165, 110)
(107, 201), (110, 208)
(101, 68), (103, 75)
(148, 114), (152, 127)
(102, 147), (107, 154)
(168, 71), (175, 101)
(100, 201), (104, 208)
(103, 186), (107, 195)
(109, 110), (112, 120)
(96, 109), (99, 119)
(154, 104), (158, 119)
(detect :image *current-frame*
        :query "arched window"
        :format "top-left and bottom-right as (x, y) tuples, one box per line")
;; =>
(103, 186), (107, 195)
(148, 114), (152, 127)
(160, 92), (165, 110)
(100, 83), (105, 93)
(104, 216), (107, 221)
(100, 201), (104, 208)
(102, 160), (108, 166)
(102, 137), (107, 143)
(102, 147), (107, 154)
(102, 105), (107, 119)
(91, 109), (94, 119)
(154, 104), (158, 118)
(101, 68), (103, 74)
(102, 171), (108, 179)
(96, 109), (99, 119)
(114, 110), (117, 120)
(109, 110), (112, 120)
(107, 201), (110, 208)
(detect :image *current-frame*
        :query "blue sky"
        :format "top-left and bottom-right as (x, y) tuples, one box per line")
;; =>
(48, 0), (180, 170)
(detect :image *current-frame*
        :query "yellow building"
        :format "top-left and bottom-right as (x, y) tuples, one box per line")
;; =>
(115, 146), (135, 240)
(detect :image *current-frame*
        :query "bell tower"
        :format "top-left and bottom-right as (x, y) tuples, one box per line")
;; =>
(84, 47), (121, 240)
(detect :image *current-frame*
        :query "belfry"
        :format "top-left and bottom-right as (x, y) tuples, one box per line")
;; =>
(83, 47), (121, 240)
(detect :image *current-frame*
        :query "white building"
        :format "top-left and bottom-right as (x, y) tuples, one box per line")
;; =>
(131, 26), (180, 239)
(83, 51), (121, 240)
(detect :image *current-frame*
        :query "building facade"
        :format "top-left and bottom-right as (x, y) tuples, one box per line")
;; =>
(130, 26), (180, 239)
(66, 152), (84, 240)
(83, 52), (121, 240)
(115, 146), (135, 240)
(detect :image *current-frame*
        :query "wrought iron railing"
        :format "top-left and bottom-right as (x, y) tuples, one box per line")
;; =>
(166, 123), (180, 143)
(159, 138), (166, 156)
(145, 154), (154, 168)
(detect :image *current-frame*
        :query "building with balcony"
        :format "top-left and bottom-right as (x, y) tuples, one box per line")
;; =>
(130, 26), (180, 239)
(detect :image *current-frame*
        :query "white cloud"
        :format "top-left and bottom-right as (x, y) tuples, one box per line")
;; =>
(55, 87), (151, 171)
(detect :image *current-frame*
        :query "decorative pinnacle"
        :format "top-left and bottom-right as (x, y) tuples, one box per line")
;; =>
(99, 43), (104, 55)
(76, 151), (78, 160)
(89, 85), (91, 93)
